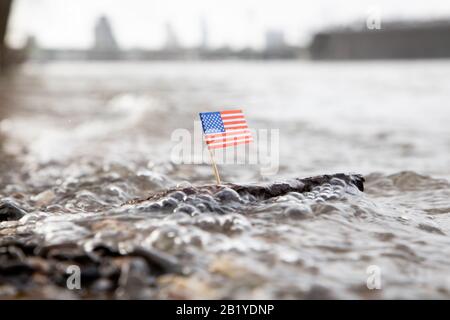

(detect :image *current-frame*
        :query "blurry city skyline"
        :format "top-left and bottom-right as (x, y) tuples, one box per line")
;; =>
(7, 0), (450, 50)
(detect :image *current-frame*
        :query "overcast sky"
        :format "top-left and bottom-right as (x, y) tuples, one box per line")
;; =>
(6, 0), (450, 49)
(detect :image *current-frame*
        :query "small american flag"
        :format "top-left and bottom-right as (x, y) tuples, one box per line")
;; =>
(199, 109), (253, 149)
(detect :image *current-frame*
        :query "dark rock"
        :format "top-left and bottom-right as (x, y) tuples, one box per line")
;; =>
(161, 198), (178, 211)
(130, 246), (184, 275)
(304, 284), (336, 299)
(137, 202), (161, 212)
(215, 188), (241, 203)
(126, 173), (365, 205)
(169, 191), (187, 202)
(0, 239), (184, 296)
(0, 201), (27, 222)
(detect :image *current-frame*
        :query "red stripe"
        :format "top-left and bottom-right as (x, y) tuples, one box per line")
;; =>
(220, 109), (242, 115)
(208, 139), (252, 149)
(221, 115), (244, 120)
(222, 120), (246, 126)
(206, 135), (252, 145)
(205, 130), (251, 140)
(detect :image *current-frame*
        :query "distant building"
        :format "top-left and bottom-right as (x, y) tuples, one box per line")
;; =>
(263, 29), (299, 59)
(90, 15), (121, 60)
(265, 29), (286, 51)
(310, 20), (450, 60)
(93, 16), (119, 51)
(199, 16), (209, 50)
(24, 35), (40, 60)
(164, 22), (180, 51)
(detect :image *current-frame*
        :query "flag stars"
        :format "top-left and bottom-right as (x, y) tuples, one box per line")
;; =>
(200, 112), (225, 134)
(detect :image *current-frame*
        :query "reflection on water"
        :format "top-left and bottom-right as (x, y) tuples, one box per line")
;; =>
(0, 61), (449, 299)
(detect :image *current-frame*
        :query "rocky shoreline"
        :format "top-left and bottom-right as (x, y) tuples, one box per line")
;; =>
(0, 173), (364, 298)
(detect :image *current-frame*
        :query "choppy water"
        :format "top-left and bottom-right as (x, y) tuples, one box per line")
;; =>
(0, 61), (449, 299)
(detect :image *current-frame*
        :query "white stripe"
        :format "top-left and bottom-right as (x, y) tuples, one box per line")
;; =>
(224, 123), (248, 129)
(208, 137), (253, 147)
(206, 133), (252, 142)
(221, 112), (243, 117)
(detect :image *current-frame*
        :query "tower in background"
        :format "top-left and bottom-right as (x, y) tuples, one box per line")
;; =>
(90, 15), (121, 60)
(264, 29), (286, 52)
(164, 22), (180, 51)
(93, 16), (119, 51)
(199, 16), (209, 50)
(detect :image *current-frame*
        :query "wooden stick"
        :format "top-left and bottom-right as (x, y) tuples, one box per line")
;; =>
(208, 147), (221, 185)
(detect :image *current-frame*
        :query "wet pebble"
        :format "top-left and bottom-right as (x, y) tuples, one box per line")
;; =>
(174, 204), (199, 216)
(215, 188), (242, 203)
(0, 201), (27, 222)
(169, 191), (187, 202)
(45, 204), (65, 213)
(305, 192), (315, 200)
(288, 192), (306, 201)
(326, 193), (341, 200)
(304, 284), (336, 299)
(146, 227), (181, 252)
(311, 203), (342, 215)
(284, 205), (313, 219)
(197, 194), (215, 202)
(330, 178), (347, 187)
(31, 190), (56, 207)
(137, 202), (161, 212)
(161, 198), (178, 211)
(91, 278), (115, 292)
(195, 203), (208, 212)
(314, 197), (325, 203)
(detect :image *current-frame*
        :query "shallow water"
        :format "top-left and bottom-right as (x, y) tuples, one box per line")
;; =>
(0, 61), (449, 299)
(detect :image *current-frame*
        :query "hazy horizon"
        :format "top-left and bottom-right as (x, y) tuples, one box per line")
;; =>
(6, 0), (450, 50)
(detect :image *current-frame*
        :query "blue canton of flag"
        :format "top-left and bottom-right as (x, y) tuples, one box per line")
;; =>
(199, 112), (225, 134)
